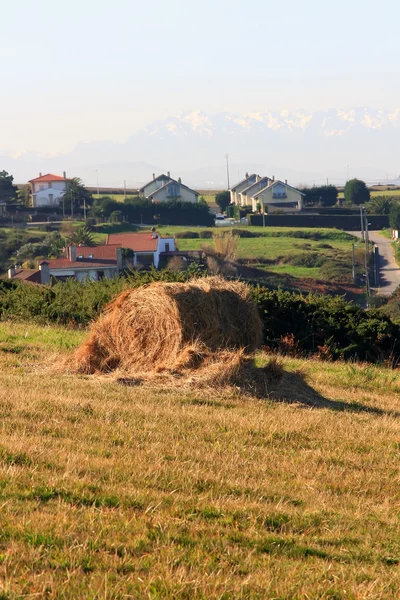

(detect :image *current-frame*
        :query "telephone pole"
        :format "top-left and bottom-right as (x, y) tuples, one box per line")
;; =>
(225, 154), (230, 190)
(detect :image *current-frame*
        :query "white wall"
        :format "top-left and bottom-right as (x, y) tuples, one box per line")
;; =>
(151, 185), (198, 204)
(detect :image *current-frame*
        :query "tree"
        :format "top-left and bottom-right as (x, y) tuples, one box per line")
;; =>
(301, 185), (338, 207)
(66, 224), (95, 246)
(62, 178), (93, 216)
(215, 191), (230, 212)
(389, 204), (400, 231)
(344, 179), (370, 206)
(17, 184), (32, 206)
(0, 171), (18, 204)
(368, 195), (395, 215)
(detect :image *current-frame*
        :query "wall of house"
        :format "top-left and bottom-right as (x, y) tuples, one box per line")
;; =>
(252, 185), (303, 213)
(49, 267), (118, 281)
(33, 188), (66, 207)
(152, 186), (198, 204)
(32, 181), (67, 193)
(230, 175), (258, 205)
(142, 179), (168, 198)
(240, 179), (271, 207)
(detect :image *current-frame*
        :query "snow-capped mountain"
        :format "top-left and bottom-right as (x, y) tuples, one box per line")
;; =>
(3, 108), (400, 188)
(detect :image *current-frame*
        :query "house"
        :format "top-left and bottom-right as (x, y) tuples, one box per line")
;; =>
(140, 173), (199, 204)
(139, 173), (173, 198)
(107, 231), (175, 269)
(29, 173), (70, 208)
(238, 176), (272, 207)
(229, 173), (259, 205)
(43, 244), (122, 282)
(5, 266), (44, 284)
(251, 180), (305, 213)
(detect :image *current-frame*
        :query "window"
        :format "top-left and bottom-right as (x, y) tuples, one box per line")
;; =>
(88, 254), (93, 259)
(40, 185), (45, 191)
(49, 194), (54, 204)
(167, 184), (180, 197)
(78, 255), (83, 260)
(48, 182), (52, 188)
(165, 243), (170, 252)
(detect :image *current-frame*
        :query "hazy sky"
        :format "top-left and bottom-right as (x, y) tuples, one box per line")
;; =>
(2, 0), (399, 154)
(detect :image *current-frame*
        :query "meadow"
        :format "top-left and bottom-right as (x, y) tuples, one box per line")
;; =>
(92, 224), (361, 283)
(1, 321), (400, 598)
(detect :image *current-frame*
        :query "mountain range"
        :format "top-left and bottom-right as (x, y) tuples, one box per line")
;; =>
(3, 108), (400, 189)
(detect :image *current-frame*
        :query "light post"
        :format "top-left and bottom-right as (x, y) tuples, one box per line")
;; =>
(96, 169), (99, 198)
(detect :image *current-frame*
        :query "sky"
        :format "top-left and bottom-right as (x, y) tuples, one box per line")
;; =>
(1, 0), (400, 156)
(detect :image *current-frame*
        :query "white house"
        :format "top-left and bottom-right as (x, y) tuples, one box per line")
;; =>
(251, 180), (305, 213)
(29, 173), (69, 208)
(140, 173), (199, 204)
(107, 231), (175, 269)
(229, 173), (259, 205)
(44, 245), (122, 281)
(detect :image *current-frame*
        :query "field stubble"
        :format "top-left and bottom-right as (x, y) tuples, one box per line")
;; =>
(1, 323), (400, 598)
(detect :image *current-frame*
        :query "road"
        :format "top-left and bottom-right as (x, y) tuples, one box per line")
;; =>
(350, 230), (400, 295)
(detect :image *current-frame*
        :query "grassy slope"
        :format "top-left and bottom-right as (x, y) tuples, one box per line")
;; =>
(1, 322), (400, 598)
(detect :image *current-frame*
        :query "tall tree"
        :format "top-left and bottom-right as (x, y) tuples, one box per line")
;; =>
(301, 185), (338, 207)
(18, 184), (32, 206)
(215, 190), (231, 212)
(62, 178), (93, 216)
(0, 171), (18, 203)
(344, 179), (370, 206)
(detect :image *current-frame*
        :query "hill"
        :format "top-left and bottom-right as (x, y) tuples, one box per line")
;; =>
(1, 321), (400, 598)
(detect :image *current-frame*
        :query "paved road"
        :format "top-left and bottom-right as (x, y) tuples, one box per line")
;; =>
(350, 230), (400, 295)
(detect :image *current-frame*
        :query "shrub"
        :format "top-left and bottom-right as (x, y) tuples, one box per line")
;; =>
(175, 231), (200, 239)
(199, 230), (213, 239)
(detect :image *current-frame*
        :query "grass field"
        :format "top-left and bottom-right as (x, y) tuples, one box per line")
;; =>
(1, 321), (400, 598)
(338, 190), (400, 199)
(90, 224), (360, 281)
(96, 193), (218, 209)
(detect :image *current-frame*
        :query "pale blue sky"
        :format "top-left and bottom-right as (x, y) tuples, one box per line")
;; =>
(1, 0), (399, 153)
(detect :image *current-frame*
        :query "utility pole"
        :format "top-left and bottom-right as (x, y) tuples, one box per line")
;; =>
(360, 205), (365, 242)
(124, 180), (127, 200)
(225, 154), (230, 190)
(352, 243), (356, 283)
(70, 188), (74, 219)
(363, 206), (370, 305)
(96, 170), (99, 198)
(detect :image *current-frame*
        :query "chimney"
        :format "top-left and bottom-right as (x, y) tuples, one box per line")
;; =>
(285, 179), (288, 185)
(39, 172), (42, 177)
(63, 171), (66, 179)
(116, 247), (122, 270)
(178, 177), (181, 184)
(151, 226), (157, 239)
(39, 261), (50, 285)
(153, 173), (156, 181)
(69, 245), (77, 261)
(167, 171), (171, 179)
(272, 175), (275, 182)
(7, 266), (16, 279)
(245, 172), (249, 179)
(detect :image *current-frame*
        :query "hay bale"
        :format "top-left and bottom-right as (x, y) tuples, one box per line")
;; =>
(74, 277), (262, 375)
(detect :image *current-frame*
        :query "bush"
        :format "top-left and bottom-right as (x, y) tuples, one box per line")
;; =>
(199, 230), (214, 239)
(175, 231), (200, 239)
(284, 253), (325, 268)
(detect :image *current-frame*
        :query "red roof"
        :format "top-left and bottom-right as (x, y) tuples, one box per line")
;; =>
(28, 173), (70, 183)
(107, 232), (159, 252)
(67, 244), (121, 260)
(10, 269), (41, 283)
(46, 258), (118, 269)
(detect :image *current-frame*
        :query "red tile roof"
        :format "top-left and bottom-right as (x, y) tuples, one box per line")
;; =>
(47, 258), (118, 269)
(67, 245), (121, 260)
(11, 269), (42, 283)
(107, 232), (159, 252)
(28, 173), (70, 183)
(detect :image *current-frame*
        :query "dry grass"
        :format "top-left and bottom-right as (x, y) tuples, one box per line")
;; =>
(71, 278), (262, 380)
(1, 323), (400, 597)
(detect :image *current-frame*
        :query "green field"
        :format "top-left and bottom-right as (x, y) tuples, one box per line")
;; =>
(1, 321), (400, 597)
(89, 224), (361, 282)
(338, 190), (400, 199)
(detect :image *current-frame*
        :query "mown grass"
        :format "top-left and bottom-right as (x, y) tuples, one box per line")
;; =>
(1, 322), (400, 597)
